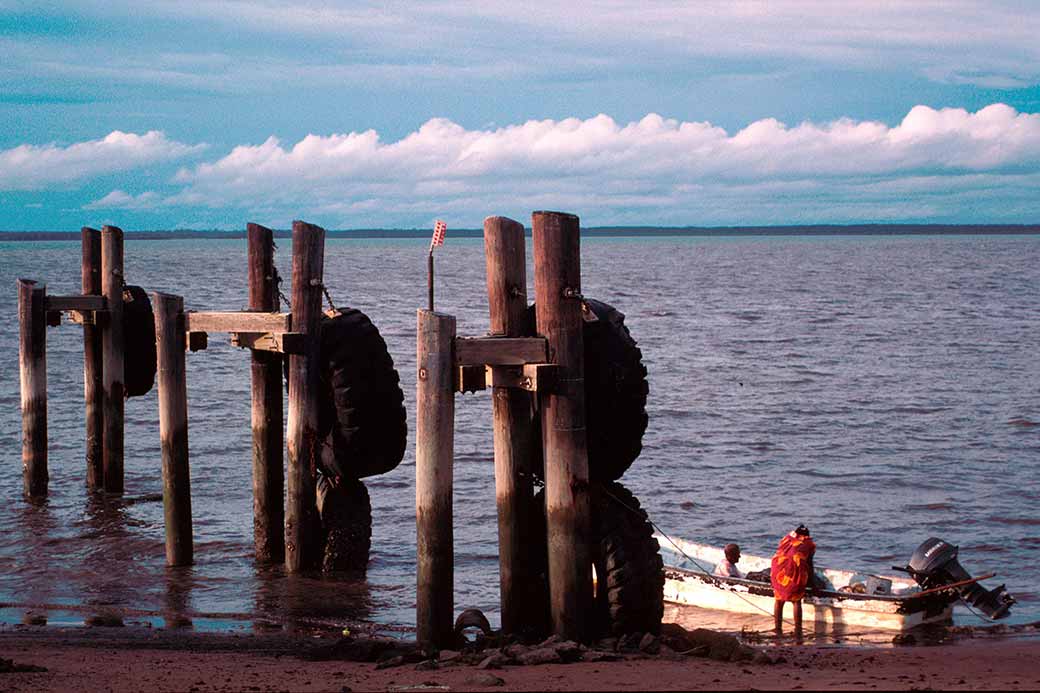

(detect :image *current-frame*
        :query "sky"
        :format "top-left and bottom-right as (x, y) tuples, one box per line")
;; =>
(2, 0), (1040, 231)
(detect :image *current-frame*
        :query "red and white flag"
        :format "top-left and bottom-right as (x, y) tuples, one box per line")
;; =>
(430, 219), (446, 250)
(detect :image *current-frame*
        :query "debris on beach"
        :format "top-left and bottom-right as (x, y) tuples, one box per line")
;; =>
(299, 623), (773, 671)
(0, 657), (47, 674)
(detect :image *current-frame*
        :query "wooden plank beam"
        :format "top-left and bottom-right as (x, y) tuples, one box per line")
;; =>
(486, 364), (561, 391)
(454, 336), (547, 366)
(230, 331), (306, 354)
(486, 363), (559, 393)
(69, 309), (107, 325)
(46, 295), (106, 312)
(184, 311), (291, 334)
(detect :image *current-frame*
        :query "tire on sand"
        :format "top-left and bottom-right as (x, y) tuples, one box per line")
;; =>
(290, 307), (407, 481)
(123, 284), (156, 398)
(526, 298), (648, 482)
(530, 481), (664, 639)
(317, 474), (372, 574)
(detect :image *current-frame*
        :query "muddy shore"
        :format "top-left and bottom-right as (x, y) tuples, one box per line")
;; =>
(2, 624), (1040, 692)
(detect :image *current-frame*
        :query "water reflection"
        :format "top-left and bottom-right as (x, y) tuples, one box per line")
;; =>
(252, 566), (375, 632)
(164, 566), (194, 629)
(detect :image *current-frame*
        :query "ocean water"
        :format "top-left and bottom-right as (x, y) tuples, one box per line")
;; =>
(1, 233), (1038, 638)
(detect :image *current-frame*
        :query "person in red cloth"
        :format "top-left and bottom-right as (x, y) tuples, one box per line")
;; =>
(771, 524), (817, 637)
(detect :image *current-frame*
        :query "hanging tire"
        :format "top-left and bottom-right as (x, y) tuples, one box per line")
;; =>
(317, 475), (372, 573)
(526, 299), (648, 482)
(529, 481), (664, 639)
(122, 284), (156, 398)
(592, 481), (664, 637)
(316, 308), (407, 480)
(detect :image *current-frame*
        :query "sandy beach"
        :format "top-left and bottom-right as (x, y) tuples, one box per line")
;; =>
(3, 625), (1039, 692)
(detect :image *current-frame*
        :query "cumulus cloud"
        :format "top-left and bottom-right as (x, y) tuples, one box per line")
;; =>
(100, 103), (1036, 225)
(0, 131), (206, 191)
(85, 189), (163, 210)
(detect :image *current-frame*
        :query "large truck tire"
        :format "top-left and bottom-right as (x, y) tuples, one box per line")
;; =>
(530, 481), (664, 639)
(296, 308), (407, 481)
(123, 284), (156, 398)
(317, 475), (372, 574)
(526, 299), (648, 482)
(592, 481), (664, 637)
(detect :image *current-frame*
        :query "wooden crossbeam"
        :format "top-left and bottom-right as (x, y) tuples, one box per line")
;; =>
(456, 363), (560, 394)
(454, 336), (547, 367)
(486, 363), (559, 393)
(185, 311), (291, 334)
(45, 295), (106, 312)
(230, 331), (306, 354)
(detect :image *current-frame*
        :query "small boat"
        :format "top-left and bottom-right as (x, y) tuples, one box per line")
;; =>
(657, 535), (1014, 632)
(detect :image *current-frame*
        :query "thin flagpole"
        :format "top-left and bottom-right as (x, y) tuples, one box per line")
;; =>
(428, 219), (446, 312)
(428, 248), (435, 311)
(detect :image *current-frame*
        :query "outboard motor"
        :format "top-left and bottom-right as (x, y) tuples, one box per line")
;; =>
(903, 538), (1015, 619)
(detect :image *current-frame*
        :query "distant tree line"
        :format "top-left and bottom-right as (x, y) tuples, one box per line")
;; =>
(2, 224), (1038, 241)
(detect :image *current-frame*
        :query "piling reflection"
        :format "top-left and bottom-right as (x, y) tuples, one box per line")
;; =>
(252, 565), (375, 633)
(81, 492), (163, 626)
(17, 497), (57, 623)
(164, 566), (194, 629)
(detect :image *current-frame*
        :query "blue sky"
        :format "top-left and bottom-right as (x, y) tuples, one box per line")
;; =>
(2, 0), (1039, 231)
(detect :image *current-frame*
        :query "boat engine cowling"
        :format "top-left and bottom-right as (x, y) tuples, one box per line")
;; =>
(904, 537), (1015, 620)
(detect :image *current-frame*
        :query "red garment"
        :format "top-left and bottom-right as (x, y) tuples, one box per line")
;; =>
(770, 532), (816, 602)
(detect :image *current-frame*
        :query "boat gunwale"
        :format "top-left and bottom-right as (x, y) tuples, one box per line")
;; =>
(665, 564), (946, 606)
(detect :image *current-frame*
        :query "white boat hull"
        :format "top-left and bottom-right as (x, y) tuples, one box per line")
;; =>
(657, 535), (955, 632)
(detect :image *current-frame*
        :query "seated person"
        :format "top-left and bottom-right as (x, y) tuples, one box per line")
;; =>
(713, 543), (745, 578)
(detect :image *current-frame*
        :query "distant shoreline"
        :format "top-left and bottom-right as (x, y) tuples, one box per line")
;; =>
(1, 224), (1039, 241)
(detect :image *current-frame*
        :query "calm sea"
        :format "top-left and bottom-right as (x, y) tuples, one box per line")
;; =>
(1, 233), (1038, 639)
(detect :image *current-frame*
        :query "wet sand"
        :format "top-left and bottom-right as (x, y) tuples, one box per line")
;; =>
(2, 626), (1039, 691)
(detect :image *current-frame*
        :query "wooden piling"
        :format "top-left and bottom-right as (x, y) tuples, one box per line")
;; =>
(531, 210), (591, 642)
(82, 228), (103, 489)
(18, 279), (48, 499)
(285, 220), (325, 573)
(247, 223), (285, 564)
(154, 292), (193, 566)
(101, 225), (125, 493)
(484, 216), (538, 634)
(415, 309), (456, 649)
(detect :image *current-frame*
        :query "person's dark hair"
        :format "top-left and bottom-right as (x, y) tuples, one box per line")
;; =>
(795, 524), (810, 536)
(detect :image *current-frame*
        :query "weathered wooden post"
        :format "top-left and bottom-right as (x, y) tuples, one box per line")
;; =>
(415, 309), (456, 649)
(483, 216), (538, 634)
(154, 292), (193, 566)
(247, 222), (285, 564)
(285, 220), (325, 573)
(101, 225), (125, 493)
(18, 278), (48, 499)
(532, 210), (591, 642)
(82, 227), (104, 489)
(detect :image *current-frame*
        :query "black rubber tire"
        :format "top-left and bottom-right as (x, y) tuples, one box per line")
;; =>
(122, 284), (156, 398)
(315, 308), (407, 480)
(530, 481), (664, 639)
(317, 475), (372, 574)
(526, 299), (649, 482)
(592, 481), (664, 637)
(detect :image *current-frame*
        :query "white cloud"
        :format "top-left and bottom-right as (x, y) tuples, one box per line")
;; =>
(0, 131), (206, 191)
(86, 103), (1039, 225)
(85, 189), (162, 209)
